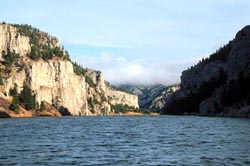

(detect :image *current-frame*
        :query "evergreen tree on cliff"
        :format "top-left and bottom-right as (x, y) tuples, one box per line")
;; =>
(0, 73), (4, 85)
(9, 84), (20, 112)
(9, 96), (20, 112)
(19, 82), (36, 110)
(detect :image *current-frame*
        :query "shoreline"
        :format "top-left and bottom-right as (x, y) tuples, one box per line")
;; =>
(113, 112), (160, 116)
(0, 111), (160, 118)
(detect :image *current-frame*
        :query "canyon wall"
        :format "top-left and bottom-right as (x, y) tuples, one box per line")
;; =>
(0, 23), (138, 116)
(164, 25), (250, 118)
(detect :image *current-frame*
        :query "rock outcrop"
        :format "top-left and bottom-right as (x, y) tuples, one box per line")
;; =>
(0, 23), (138, 117)
(164, 25), (250, 118)
(119, 84), (179, 112)
(4, 59), (89, 116)
(149, 85), (179, 112)
(0, 24), (31, 58)
(0, 97), (62, 118)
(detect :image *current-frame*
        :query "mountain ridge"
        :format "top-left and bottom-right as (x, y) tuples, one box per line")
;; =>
(118, 84), (179, 112)
(164, 25), (250, 118)
(0, 22), (139, 117)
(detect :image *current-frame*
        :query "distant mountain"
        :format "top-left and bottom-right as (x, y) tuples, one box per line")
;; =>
(164, 25), (250, 118)
(118, 84), (179, 112)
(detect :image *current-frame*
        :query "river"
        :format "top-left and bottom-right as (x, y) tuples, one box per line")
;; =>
(0, 116), (250, 165)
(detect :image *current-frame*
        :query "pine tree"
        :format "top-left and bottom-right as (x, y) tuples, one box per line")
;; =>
(40, 101), (46, 111)
(9, 84), (20, 112)
(9, 95), (19, 112)
(0, 73), (3, 85)
(34, 101), (39, 112)
(9, 84), (18, 96)
(19, 82), (36, 110)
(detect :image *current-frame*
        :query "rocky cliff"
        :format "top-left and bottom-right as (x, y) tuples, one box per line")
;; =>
(0, 24), (30, 58)
(164, 25), (250, 118)
(0, 23), (138, 117)
(149, 85), (179, 112)
(119, 84), (179, 112)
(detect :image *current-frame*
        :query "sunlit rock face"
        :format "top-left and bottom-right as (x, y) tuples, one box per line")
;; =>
(0, 24), (31, 59)
(118, 84), (179, 113)
(0, 23), (139, 116)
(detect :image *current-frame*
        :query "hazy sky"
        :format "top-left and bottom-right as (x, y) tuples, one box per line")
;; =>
(1, 0), (250, 85)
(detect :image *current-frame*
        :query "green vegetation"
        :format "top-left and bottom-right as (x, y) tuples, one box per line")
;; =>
(100, 92), (106, 101)
(221, 72), (250, 107)
(11, 24), (70, 61)
(139, 108), (155, 114)
(11, 24), (41, 44)
(111, 104), (151, 114)
(187, 42), (232, 71)
(3, 23), (72, 70)
(86, 75), (96, 88)
(72, 62), (86, 76)
(40, 101), (46, 111)
(196, 43), (232, 67)
(72, 62), (97, 87)
(9, 84), (18, 96)
(9, 95), (20, 112)
(110, 85), (134, 95)
(3, 48), (19, 73)
(111, 104), (135, 113)
(9, 84), (19, 112)
(0, 72), (4, 85)
(19, 82), (37, 110)
(87, 97), (100, 109)
(165, 69), (250, 115)
(87, 98), (94, 109)
(35, 101), (40, 112)
(165, 68), (228, 115)
(29, 45), (41, 60)
(29, 45), (67, 60)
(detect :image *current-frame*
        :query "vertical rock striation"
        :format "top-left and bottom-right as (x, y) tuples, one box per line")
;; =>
(0, 24), (31, 58)
(0, 23), (139, 116)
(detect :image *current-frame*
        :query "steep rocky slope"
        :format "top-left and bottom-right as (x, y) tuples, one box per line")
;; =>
(119, 84), (179, 112)
(0, 97), (61, 118)
(0, 23), (138, 117)
(164, 25), (250, 118)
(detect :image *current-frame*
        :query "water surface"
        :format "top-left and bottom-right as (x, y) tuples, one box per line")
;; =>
(0, 116), (250, 166)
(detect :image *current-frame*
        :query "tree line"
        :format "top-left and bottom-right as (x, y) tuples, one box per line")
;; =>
(9, 82), (45, 113)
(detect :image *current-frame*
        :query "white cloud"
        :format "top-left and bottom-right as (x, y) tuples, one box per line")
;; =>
(3, 0), (247, 86)
(74, 52), (198, 85)
(64, 39), (137, 49)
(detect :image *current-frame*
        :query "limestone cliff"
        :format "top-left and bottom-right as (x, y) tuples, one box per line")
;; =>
(149, 85), (179, 112)
(118, 84), (179, 112)
(0, 23), (138, 117)
(164, 25), (250, 118)
(0, 24), (30, 58)
(4, 59), (89, 116)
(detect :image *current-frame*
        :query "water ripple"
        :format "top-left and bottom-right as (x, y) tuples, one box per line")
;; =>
(0, 116), (250, 165)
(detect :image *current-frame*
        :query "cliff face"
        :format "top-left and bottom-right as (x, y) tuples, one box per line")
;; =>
(82, 69), (139, 115)
(118, 84), (179, 112)
(0, 24), (30, 58)
(0, 23), (138, 116)
(4, 60), (89, 116)
(164, 25), (250, 118)
(107, 88), (139, 107)
(149, 85), (179, 112)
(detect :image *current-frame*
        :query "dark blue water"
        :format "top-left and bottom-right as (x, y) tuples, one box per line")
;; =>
(0, 116), (250, 166)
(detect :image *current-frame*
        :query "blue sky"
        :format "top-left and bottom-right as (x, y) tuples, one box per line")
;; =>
(1, 0), (250, 85)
